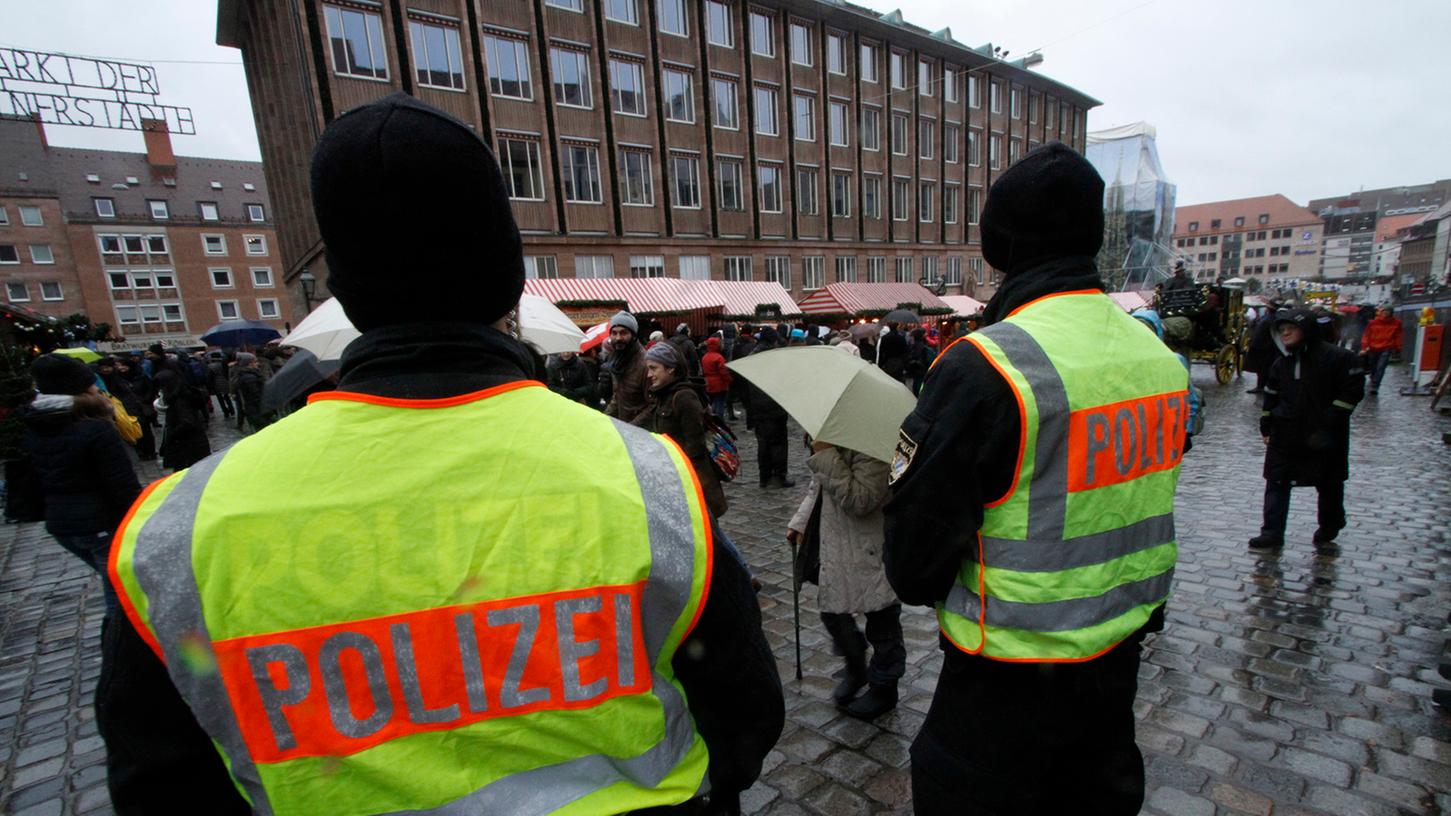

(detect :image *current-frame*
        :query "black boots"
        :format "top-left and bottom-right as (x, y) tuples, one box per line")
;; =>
(1247, 534), (1283, 551)
(833, 656), (867, 707)
(844, 682), (897, 721)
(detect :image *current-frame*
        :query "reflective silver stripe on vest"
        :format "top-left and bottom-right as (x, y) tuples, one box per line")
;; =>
(382, 419), (707, 815)
(979, 321), (1069, 541)
(129, 452), (275, 815)
(946, 569), (1173, 633)
(136, 414), (706, 815)
(981, 513), (1176, 573)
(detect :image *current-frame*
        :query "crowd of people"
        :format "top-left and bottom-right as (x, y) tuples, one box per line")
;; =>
(2, 93), (1416, 815)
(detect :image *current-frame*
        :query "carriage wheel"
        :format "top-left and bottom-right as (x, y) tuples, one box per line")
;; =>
(1214, 346), (1235, 384)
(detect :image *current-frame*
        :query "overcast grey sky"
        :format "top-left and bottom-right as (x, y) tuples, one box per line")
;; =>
(5, 0), (1449, 206)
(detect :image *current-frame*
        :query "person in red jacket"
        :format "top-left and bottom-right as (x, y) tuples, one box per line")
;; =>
(701, 335), (733, 418)
(1360, 306), (1403, 395)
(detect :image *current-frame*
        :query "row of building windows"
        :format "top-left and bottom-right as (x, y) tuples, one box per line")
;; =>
(324, 3), (1083, 135)
(103, 266), (275, 292)
(0, 201), (264, 226)
(523, 252), (992, 288)
(4, 280), (65, 302)
(100, 298), (282, 327)
(92, 232), (268, 259)
(0, 244), (55, 265)
(501, 138), (990, 218)
(1177, 230), (1309, 249)
(1185, 213), (1275, 233)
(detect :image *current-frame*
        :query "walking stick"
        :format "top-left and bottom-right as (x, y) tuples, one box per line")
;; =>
(788, 535), (803, 681)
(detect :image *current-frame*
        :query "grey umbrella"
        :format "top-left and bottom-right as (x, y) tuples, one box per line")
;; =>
(261, 350), (340, 413)
(881, 308), (920, 325)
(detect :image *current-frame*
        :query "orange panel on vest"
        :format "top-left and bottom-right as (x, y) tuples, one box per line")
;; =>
(212, 582), (651, 763)
(1067, 391), (1188, 493)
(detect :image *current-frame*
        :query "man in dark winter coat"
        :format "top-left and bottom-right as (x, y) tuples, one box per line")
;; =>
(749, 327), (794, 488)
(546, 350), (596, 404)
(231, 352), (268, 433)
(1249, 307), (1365, 554)
(98, 93), (782, 815)
(877, 323), (908, 382)
(205, 352), (234, 418)
(668, 322), (701, 377)
(884, 142), (1180, 815)
(603, 311), (650, 419)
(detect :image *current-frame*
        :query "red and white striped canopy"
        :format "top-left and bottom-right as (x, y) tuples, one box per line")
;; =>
(797, 283), (951, 316)
(939, 295), (987, 317)
(522, 278), (800, 317)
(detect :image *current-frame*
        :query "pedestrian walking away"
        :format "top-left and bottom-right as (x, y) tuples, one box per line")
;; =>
(748, 327), (793, 488)
(883, 142), (1189, 815)
(18, 354), (142, 615)
(787, 439), (904, 720)
(100, 93), (783, 815)
(1360, 305), (1403, 395)
(701, 336), (732, 419)
(1249, 307), (1366, 555)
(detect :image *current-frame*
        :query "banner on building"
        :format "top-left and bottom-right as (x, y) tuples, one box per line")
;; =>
(0, 48), (196, 134)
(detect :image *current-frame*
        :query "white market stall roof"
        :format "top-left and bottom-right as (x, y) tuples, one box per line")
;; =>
(1107, 291), (1151, 312)
(797, 283), (950, 316)
(940, 295), (986, 316)
(522, 278), (800, 317)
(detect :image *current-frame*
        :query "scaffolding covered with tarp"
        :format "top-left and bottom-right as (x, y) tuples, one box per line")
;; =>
(1086, 123), (1177, 291)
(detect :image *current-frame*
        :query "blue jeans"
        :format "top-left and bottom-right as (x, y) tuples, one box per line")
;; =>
(709, 392), (727, 420)
(53, 531), (119, 615)
(1367, 350), (1392, 391)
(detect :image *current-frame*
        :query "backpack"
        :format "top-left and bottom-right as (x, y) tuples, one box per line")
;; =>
(703, 413), (739, 482)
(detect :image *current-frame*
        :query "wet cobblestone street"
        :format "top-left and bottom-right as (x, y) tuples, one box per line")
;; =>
(1, 363), (1449, 815)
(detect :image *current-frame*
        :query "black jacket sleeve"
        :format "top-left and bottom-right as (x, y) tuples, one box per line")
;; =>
(883, 341), (1019, 607)
(89, 421), (143, 529)
(672, 521), (785, 811)
(98, 617), (251, 815)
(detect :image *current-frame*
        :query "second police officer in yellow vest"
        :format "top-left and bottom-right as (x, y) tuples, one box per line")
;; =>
(885, 142), (1189, 815)
(99, 94), (784, 815)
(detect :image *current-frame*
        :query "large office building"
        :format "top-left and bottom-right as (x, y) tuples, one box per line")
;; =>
(1171, 195), (1323, 285)
(216, 0), (1098, 316)
(0, 116), (292, 348)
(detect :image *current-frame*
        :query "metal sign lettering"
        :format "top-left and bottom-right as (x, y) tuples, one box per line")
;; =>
(0, 48), (195, 134)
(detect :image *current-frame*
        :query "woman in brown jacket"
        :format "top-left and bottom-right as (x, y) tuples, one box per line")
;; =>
(631, 342), (728, 519)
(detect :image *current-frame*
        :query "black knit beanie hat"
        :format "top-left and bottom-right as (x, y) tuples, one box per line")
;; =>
(980, 141), (1105, 277)
(32, 354), (96, 395)
(310, 93), (524, 331)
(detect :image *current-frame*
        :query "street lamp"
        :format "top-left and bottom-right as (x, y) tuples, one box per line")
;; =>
(299, 268), (317, 312)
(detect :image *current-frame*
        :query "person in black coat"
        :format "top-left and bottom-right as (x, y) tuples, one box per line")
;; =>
(20, 354), (142, 614)
(231, 352), (268, 433)
(1249, 307), (1366, 554)
(726, 330), (755, 421)
(905, 328), (936, 395)
(748, 327), (794, 488)
(546, 350), (596, 404)
(154, 369), (211, 472)
(1243, 304), (1282, 394)
(877, 324), (909, 381)
(113, 355), (157, 460)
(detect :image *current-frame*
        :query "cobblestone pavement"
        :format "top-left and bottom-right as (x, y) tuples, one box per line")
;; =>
(2, 366), (1450, 815)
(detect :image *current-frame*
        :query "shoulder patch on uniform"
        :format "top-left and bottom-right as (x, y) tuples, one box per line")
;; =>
(888, 429), (918, 486)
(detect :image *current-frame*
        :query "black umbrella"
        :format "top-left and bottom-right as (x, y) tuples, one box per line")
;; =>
(261, 350), (340, 413)
(882, 308), (920, 325)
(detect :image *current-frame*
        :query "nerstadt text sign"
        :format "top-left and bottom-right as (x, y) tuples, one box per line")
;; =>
(0, 48), (196, 134)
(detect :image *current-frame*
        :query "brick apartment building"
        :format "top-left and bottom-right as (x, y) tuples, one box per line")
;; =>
(1171, 195), (1323, 285)
(0, 115), (293, 349)
(215, 0), (1098, 316)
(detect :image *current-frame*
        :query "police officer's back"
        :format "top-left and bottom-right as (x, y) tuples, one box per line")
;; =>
(100, 94), (782, 815)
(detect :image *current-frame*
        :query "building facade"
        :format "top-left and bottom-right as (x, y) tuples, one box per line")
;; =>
(1171, 195), (1323, 285)
(1307, 179), (1451, 220)
(0, 116), (293, 348)
(216, 0), (1098, 316)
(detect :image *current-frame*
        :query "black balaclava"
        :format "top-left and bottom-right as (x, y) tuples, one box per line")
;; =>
(980, 141), (1105, 277)
(310, 93), (524, 332)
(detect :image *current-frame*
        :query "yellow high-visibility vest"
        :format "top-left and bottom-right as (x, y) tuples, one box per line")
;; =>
(111, 381), (713, 815)
(938, 291), (1188, 662)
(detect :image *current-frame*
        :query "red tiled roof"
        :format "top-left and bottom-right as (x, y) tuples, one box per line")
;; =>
(1173, 194), (1319, 237)
(1374, 213), (1424, 243)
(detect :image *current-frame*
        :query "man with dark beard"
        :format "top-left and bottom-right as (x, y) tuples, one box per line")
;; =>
(884, 142), (1188, 815)
(603, 311), (649, 420)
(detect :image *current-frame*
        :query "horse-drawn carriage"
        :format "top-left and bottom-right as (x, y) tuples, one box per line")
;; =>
(1155, 284), (1247, 384)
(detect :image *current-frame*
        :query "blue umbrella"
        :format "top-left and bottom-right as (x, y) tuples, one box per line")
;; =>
(200, 319), (282, 348)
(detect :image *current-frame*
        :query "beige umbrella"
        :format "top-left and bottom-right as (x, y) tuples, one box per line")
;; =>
(727, 346), (916, 463)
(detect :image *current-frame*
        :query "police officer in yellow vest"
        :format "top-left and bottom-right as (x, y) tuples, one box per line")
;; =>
(883, 142), (1187, 815)
(99, 94), (784, 815)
